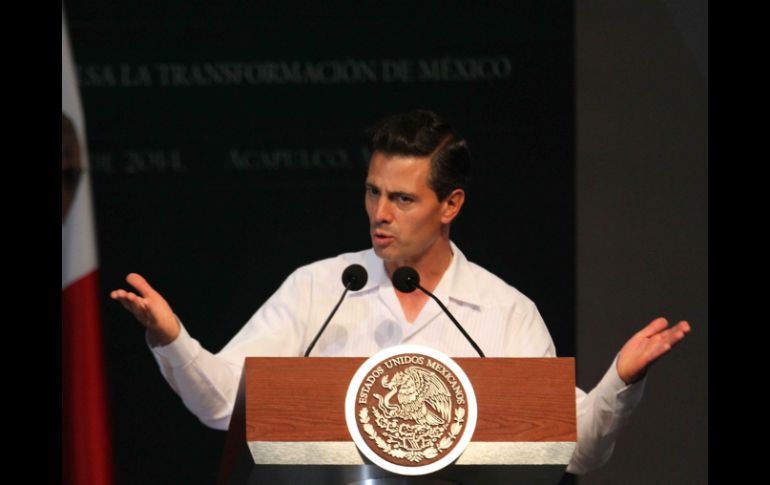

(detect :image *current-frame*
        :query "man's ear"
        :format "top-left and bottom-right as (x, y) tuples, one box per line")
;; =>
(441, 188), (465, 224)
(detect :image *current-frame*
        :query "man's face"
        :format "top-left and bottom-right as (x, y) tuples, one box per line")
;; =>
(365, 152), (448, 266)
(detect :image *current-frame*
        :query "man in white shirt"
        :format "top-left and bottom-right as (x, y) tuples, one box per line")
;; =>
(111, 109), (690, 474)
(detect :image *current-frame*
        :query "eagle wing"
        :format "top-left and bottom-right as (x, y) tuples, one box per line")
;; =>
(409, 367), (452, 425)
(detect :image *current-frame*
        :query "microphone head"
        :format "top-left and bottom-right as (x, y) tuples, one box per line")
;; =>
(342, 264), (368, 291)
(392, 266), (420, 293)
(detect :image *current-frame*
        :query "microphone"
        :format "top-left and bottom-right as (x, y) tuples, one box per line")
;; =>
(392, 266), (485, 357)
(304, 264), (368, 357)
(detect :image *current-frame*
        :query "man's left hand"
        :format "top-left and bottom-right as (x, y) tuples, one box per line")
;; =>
(616, 317), (691, 385)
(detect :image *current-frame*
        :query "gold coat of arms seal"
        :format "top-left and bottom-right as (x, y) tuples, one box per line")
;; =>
(345, 345), (477, 476)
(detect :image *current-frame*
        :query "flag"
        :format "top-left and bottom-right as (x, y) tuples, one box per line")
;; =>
(62, 6), (114, 484)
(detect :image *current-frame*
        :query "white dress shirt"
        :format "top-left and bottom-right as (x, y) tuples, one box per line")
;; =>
(149, 242), (645, 474)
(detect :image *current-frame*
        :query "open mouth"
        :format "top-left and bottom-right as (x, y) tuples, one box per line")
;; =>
(373, 231), (395, 245)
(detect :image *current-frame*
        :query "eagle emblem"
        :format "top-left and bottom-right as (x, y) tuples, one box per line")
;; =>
(374, 366), (452, 426)
(346, 346), (477, 474)
(359, 364), (466, 464)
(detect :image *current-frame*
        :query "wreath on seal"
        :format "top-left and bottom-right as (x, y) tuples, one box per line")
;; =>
(358, 406), (465, 463)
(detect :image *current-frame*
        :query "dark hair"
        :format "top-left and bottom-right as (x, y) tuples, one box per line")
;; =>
(366, 110), (471, 201)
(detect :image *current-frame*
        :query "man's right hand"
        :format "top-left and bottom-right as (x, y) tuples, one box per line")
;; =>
(111, 273), (181, 346)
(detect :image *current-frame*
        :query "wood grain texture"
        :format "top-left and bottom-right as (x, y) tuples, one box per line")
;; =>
(245, 357), (575, 443)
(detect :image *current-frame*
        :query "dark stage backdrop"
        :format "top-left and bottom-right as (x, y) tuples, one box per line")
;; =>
(66, 3), (575, 484)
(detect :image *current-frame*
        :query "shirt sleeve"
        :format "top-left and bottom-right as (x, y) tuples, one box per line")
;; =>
(566, 354), (647, 474)
(147, 267), (312, 430)
(148, 321), (241, 430)
(514, 304), (647, 474)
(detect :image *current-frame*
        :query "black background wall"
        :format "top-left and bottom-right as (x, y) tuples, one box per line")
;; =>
(575, 1), (707, 484)
(65, 2), (577, 484)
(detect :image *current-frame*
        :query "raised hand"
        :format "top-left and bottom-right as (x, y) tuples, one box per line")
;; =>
(110, 273), (180, 346)
(616, 317), (691, 384)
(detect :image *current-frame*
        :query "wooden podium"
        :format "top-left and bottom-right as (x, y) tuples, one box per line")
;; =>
(218, 357), (576, 485)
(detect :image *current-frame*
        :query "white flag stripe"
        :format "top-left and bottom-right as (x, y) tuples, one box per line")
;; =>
(62, 7), (98, 288)
(61, 11), (87, 163)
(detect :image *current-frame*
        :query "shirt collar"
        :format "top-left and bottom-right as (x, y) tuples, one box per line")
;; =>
(441, 241), (483, 309)
(358, 241), (483, 309)
(359, 248), (390, 294)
